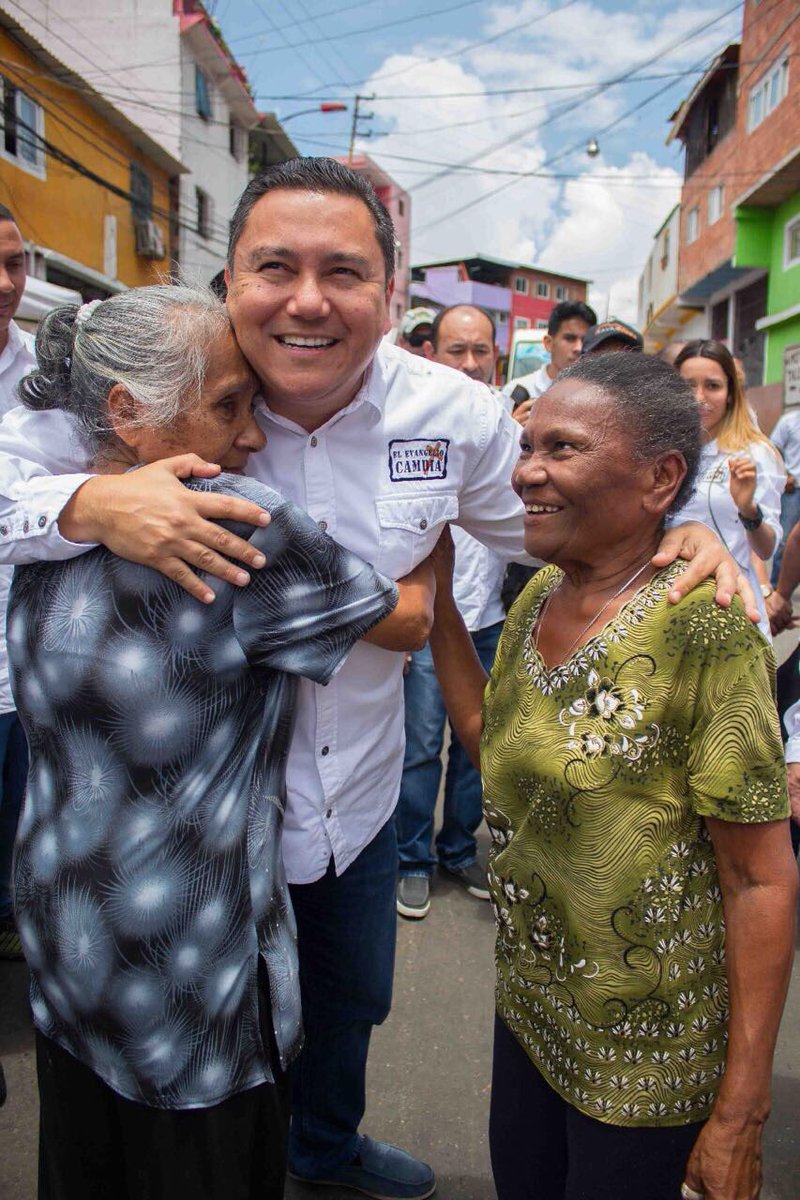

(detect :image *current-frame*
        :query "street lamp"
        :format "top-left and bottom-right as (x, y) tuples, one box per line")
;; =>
(280, 102), (348, 123)
(586, 137), (600, 158)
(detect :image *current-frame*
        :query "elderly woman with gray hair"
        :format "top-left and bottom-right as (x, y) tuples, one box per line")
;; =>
(428, 354), (798, 1200)
(9, 286), (432, 1200)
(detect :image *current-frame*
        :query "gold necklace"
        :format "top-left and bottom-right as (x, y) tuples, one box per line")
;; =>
(532, 560), (653, 661)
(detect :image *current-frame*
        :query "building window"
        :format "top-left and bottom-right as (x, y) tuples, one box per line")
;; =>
(535, 319), (548, 329)
(555, 285), (567, 301)
(195, 67), (212, 121)
(398, 198), (405, 217)
(196, 187), (212, 240)
(748, 49), (789, 131)
(785, 215), (800, 270)
(229, 116), (243, 161)
(497, 310), (508, 324)
(396, 245), (403, 269)
(660, 227), (671, 269)
(536, 281), (549, 298)
(0, 77), (45, 176)
(686, 206), (699, 244)
(514, 317), (530, 329)
(130, 162), (153, 221)
(514, 276), (528, 295)
(708, 185), (724, 225)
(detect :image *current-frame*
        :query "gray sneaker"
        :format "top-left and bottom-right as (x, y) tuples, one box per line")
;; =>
(441, 861), (490, 901)
(397, 875), (431, 920)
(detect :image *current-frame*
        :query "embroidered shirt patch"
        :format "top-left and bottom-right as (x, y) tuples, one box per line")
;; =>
(388, 438), (449, 481)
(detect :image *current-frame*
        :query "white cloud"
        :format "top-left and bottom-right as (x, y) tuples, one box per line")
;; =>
(359, 0), (737, 324)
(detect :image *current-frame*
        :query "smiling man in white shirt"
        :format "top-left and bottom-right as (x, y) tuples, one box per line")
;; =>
(0, 205), (33, 962)
(0, 160), (753, 1200)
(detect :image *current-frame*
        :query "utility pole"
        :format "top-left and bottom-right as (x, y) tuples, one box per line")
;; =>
(348, 94), (375, 163)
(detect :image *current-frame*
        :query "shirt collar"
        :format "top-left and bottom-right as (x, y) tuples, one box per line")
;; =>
(0, 320), (34, 376)
(259, 344), (386, 434)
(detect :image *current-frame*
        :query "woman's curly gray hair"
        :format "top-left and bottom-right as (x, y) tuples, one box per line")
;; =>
(19, 284), (231, 451)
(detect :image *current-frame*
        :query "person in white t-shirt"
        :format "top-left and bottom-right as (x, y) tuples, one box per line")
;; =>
(0, 204), (34, 962)
(397, 305), (506, 920)
(675, 339), (785, 639)
(502, 300), (596, 424)
(0, 161), (755, 1200)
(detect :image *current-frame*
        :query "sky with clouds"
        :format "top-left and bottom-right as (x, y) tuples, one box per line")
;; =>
(215, 0), (744, 322)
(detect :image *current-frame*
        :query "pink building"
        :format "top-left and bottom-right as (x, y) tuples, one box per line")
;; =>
(335, 154), (411, 322)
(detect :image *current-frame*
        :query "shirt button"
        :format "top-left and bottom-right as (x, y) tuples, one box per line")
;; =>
(310, 436), (318, 447)
(22, 519), (29, 533)
(318, 520), (328, 532)
(325, 808), (332, 819)
(321, 745), (330, 756)
(37, 515), (47, 528)
(419, 518), (428, 530)
(0, 525), (7, 537)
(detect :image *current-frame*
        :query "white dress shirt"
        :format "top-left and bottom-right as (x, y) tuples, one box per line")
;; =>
(0, 340), (527, 882)
(451, 527), (506, 632)
(501, 362), (553, 402)
(674, 438), (785, 639)
(0, 321), (36, 713)
(770, 410), (800, 478)
(784, 699), (800, 764)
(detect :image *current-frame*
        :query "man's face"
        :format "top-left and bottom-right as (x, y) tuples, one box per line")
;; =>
(0, 220), (26, 343)
(225, 189), (393, 427)
(544, 317), (590, 374)
(429, 307), (496, 384)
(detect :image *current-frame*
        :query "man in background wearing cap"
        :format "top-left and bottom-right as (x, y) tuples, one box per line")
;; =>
(582, 317), (643, 355)
(0, 205), (33, 961)
(397, 307), (435, 357)
(502, 300), (596, 425)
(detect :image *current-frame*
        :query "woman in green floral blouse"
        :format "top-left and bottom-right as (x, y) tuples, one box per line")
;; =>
(429, 353), (798, 1200)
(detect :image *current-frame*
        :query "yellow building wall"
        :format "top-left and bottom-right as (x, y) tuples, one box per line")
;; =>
(0, 29), (173, 288)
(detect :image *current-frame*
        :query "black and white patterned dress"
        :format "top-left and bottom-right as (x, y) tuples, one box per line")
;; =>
(9, 474), (397, 1110)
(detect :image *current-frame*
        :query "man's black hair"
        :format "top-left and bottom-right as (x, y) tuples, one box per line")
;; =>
(548, 300), (597, 337)
(430, 303), (496, 348)
(0, 204), (16, 223)
(227, 157), (396, 282)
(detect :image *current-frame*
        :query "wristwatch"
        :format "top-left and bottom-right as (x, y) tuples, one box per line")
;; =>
(739, 504), (764, 532)
(760, 583), (773, 599)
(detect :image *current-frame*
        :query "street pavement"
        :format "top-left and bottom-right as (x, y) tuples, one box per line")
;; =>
(2, 826), (799, 1199)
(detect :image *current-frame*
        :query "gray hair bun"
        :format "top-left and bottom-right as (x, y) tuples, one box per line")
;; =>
(19, 304), (81, 412)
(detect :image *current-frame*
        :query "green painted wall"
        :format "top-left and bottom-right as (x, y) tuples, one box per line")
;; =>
(764, 192), (800, 385)
(735, 206), (773, 268)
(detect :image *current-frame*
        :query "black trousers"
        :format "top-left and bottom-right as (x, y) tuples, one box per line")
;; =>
(490, 1015), (704, 1200)
(36, 973), (289, 1200)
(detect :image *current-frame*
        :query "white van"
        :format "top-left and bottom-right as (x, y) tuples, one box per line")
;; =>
(506, 328), (550, 383)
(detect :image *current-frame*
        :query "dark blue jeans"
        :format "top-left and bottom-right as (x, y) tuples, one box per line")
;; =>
(0, 710), (28, 917)
(396, 621), (503, 877)
(288, 819), (398, 1175)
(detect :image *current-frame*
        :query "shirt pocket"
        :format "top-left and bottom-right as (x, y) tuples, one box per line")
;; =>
(375, 493), (459, 577)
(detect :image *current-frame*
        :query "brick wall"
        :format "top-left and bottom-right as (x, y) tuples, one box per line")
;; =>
(677, 0), (799, 293)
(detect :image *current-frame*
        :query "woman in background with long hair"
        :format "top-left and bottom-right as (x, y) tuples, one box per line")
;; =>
(675, 339), (785, 638)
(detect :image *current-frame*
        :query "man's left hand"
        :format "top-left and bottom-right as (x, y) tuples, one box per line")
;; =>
(651, 521), (760, 622)
(683, 1112), (763, 1200)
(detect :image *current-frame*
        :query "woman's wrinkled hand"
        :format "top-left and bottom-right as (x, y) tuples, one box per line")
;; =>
(683, 1112), (763, 1200)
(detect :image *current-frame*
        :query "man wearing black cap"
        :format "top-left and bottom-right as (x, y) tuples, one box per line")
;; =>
(582, 317), (644, 355)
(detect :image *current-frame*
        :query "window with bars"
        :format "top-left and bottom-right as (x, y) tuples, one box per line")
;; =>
(195, 67), (212, 121)
(196, 187), (212, 240)
(0, 77), (45, 175)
